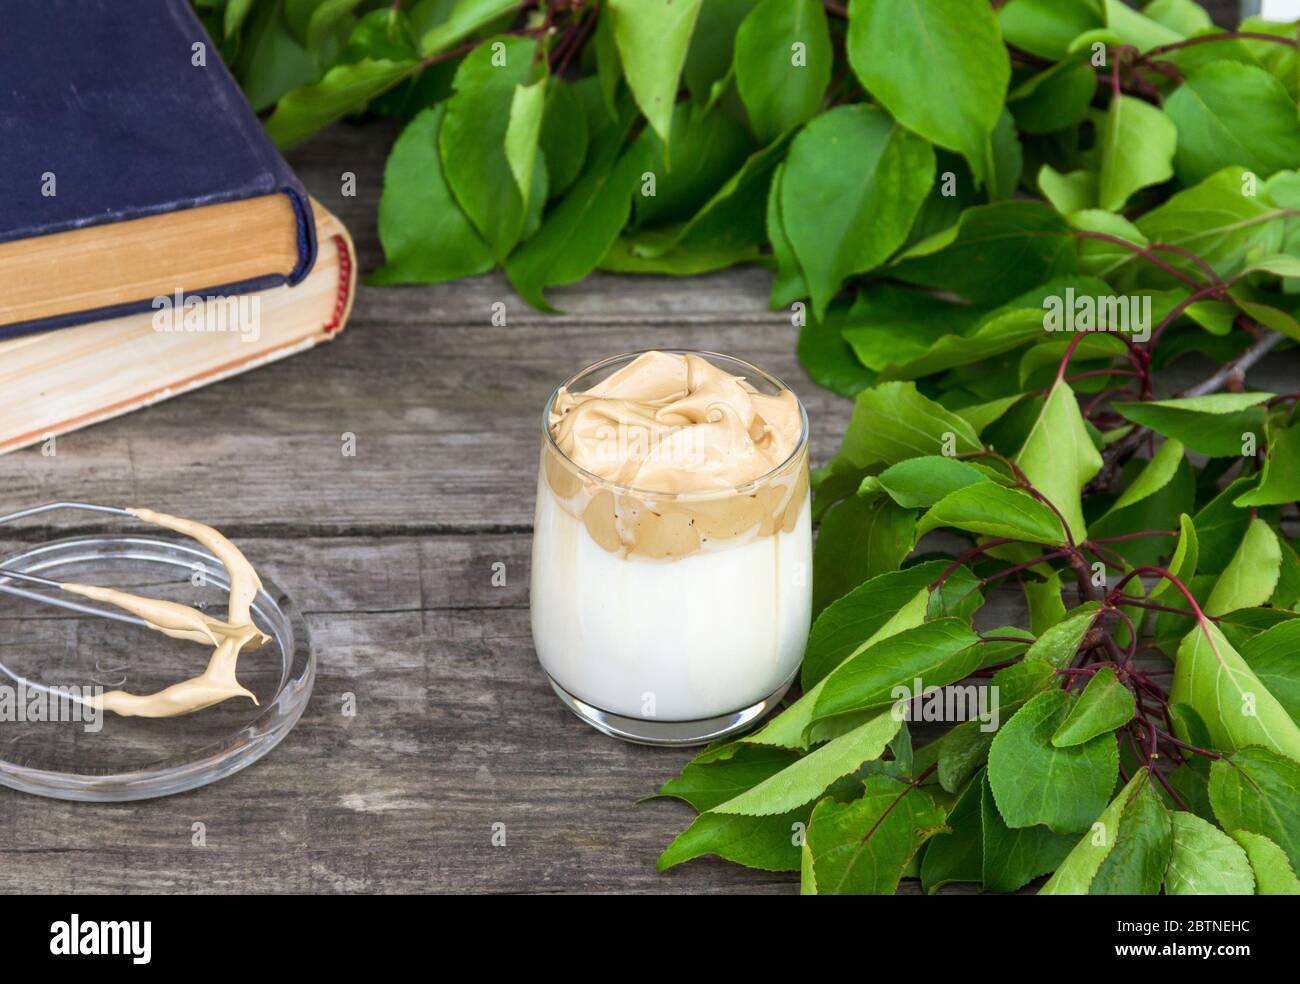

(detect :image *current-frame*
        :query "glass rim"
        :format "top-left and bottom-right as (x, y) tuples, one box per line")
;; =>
(540, 349), (810, 500)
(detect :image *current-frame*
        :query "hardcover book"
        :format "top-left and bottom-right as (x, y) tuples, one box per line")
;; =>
(0, 0), (317, 339)
(0, 202), (355, 455)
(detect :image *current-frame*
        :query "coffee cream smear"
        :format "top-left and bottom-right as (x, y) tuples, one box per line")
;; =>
(62, 508), (269, 718)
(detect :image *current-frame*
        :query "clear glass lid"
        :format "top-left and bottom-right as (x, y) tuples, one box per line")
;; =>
(0, 533), (313, 801)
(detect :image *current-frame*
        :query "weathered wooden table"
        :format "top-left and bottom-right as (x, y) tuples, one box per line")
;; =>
(0, 122), (847, 894)
(2, 88), (1291, 893)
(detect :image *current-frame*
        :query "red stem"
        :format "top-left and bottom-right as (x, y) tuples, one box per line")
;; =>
(1143, 31), (1300, 62)
(1071, 230), (1202, 290)
(931, 538), (1016, 590)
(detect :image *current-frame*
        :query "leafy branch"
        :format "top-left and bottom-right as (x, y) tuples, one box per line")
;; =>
(196, 0), (1300, 894)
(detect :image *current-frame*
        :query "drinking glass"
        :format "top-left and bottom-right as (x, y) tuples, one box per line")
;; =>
(530, 350), (811, 745)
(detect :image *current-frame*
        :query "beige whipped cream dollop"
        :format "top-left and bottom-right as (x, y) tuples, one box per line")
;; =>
(544, 352), (809, 559)
(549, 351), (802, 493)
(63, 508), (269, 718)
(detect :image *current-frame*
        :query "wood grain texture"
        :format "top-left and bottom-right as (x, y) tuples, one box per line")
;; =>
(1, 43), (1293, 892)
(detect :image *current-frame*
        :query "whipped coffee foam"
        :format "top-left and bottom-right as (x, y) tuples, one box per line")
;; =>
(549, 351), (803, 493)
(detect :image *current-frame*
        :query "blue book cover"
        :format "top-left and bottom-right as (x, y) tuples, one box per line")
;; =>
(0, 0), (317, 340)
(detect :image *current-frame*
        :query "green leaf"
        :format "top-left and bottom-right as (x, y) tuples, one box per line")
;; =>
(372, 105), (494, 285)
(265, 56), (416, 150)
(1273, 537), (1300, 611)
(812, 493), (915, 615)
(868, 456), (993, 509)
(1102, 0), (1184, 50)
(344, 6), (420, 63)
(765, 162), (808, 307)
(980, 773), (1076, 892)
(917, 484), (1066, 547)
(505, 77), (546, 205)
(1071, 208), (1149, 278)
(802, 559), (953, 689)
(780, 105), (934, 317)
(998, 0), (1105, 60)
(1106, 438), (1184, 515)
(890, 202), (1077, 306)
(1114, 393), (1271, 458)
(633, 103), (754, 228)
(1240, 620), (1300, 726)
(805, 775), (948, 894)
(1024, 571), (1066, 637)
(876, 299), (1095, 385)
(837, 381), (982, 468)
(1230, 830), (1300, 895)
(839, 285), (972, 374)
(919, 776), (984, 893)
(292, 0), (364, 51)
(593, 4), (622, 117)
(682, 0), (757, 103)
(1052, 668), (1136, 747)
(608, 0), (704, 149)
(1038, 164), (1096, 213)
(1014, 380), (1102, 543)
(1210, 747), (1300, 874)
(224, 0), (256, 39)
(1237, 423), (1300, 507)
(879, 315), (1043, 383)
(987, 689), (1119, 832)
(1205, 518), (1282, 616)
(712, 710), (901, 816)
(1143, 0), (1212, 34)
(811, 619), (983, 725)
(537, 79), (590, 197)
(873, 282), (1107, 384)
(1088, 768), (1171, 894)
(1193, 477), (1255, 575)
(985, 108), (1023, 202)
(1151, 513), (1198, 601)
(733, 0), (831, 144)
(1134, 166), (1287, 284)
(419, 0), (519, 55)
(846, 0), (1008, 183)
(657, 807), (805, 872)
(440, 37), (539, 261)
(1009, 58), (1098, 133)
(1098, 95), (1177, 211)
(796, 300), (876, 398)
(235, 0), (323, 112)
(955, 394), (1027, 437)
(600, 234), (757, 274)
(654, 744), (800, 812)
(1040, 771), (1153, 894)
(1165, 62), (1300, 187)
(504, 106), (648, 309)
(1171, 619), (1300, 759)
(1164, 812), (1255, 894)
(662, 129), (794, 255)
